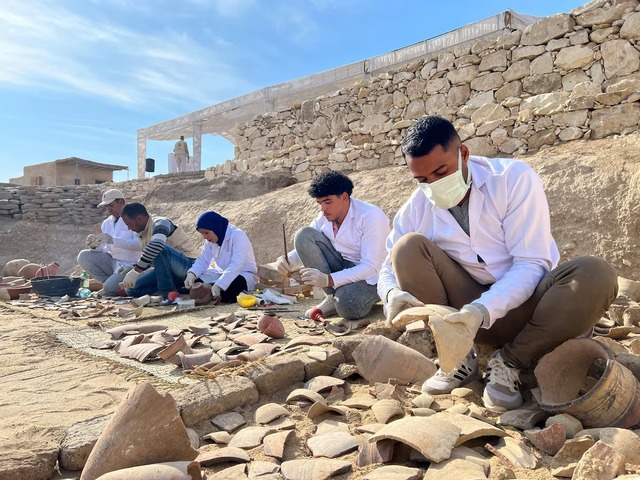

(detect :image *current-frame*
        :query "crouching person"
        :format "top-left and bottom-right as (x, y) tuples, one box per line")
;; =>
(183, 211), (258, 303)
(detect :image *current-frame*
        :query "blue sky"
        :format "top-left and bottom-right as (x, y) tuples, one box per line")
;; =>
(0, 0), (587, 183)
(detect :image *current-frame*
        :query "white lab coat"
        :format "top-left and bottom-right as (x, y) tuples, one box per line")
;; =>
(188, 224), (258, 291)
(288, 197), (390, 288)
(101, 216), (141, 271)
(377, 156), (559, 325)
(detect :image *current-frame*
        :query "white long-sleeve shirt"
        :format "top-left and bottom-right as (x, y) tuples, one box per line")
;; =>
(288, 197), (391, 288)
(378, 156), (559, 326)
(187, 224), (258, 291)
(100, 216), (141, 271)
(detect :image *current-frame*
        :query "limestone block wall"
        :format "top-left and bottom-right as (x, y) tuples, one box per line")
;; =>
(206, 0), (640, 182)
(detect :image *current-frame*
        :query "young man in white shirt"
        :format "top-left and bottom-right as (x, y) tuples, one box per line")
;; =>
(379, 115), (618, 411)
(276, 171), (390, 321)
(77, 189), (141, 296)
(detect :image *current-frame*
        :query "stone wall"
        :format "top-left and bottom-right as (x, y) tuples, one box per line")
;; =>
(0, 171), (205, 222)
(206, 0), (640, 182)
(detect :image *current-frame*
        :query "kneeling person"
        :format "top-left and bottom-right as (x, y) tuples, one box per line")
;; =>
(276, 171), (390, 321)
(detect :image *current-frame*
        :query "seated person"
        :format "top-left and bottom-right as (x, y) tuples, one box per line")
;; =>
(276, 171), (390, 321)
(184, 210), (258, 303)
(77, 189), (140, 296)
(120, 202), (200, 298)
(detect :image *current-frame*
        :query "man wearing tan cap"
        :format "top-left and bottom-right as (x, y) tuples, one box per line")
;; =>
(77, 188), (141, 295)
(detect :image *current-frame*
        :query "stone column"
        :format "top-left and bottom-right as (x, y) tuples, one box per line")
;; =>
(137, 136), (147, 179)
(192, 123), (202, 171)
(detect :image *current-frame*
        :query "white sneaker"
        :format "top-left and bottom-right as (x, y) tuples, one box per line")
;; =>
(422, 347), (479, 395)
(305, 294), (337, 318)
(482, 351), (523, 411)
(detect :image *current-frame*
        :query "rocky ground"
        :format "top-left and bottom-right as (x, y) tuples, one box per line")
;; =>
(2, 133), (640, 479)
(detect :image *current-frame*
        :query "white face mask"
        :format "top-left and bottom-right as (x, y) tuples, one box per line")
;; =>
(418, 148), (471, 209)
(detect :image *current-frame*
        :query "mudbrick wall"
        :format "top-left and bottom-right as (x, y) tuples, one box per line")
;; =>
(206, 0), (640, 182)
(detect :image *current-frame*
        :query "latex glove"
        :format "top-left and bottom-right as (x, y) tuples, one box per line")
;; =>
(121, 268), (141, 289)
(300, 268), (330, 288)
(211, 284), (222, 299)
(444, 304), (484, 338)
(184, 272), (197, 289)
(385, 288), (425, 324)
(275, 255), (292, 275)
(96, 232), (113, 245)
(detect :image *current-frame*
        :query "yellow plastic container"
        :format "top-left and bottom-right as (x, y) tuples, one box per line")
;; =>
(237, 294), (258, 308)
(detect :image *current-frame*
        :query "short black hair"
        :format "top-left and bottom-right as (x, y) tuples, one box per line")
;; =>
(401, 115), (461, 158)
(121, 202), (149, 219)
(308, 171), (354, 198)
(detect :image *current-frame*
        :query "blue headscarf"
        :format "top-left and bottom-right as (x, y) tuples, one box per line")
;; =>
(196, 211), (229, 246)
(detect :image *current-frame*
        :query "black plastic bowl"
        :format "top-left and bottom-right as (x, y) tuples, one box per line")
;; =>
(30, 276), (82, 297)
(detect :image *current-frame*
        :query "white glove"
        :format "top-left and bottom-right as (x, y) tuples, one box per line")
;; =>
(184, 272), (197, 289)
(96, 232), (113, 245)
(121, 269), (141, 289)
(385, 288), (425, 323)
(444, 304), (485, 338)
(211, 284), (222, 299)
(275, 255), (292, 275)
(300, 268), (330, 288)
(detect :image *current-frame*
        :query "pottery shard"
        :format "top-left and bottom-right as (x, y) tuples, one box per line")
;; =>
(203, 431), (232, 444)
(2, 258), (30, 277)
(484, 437), (538, 469)
(369, 416), (461, 463)
(576, 427), (640, 465)
(80, 383), (197, 480)
(263, 430), (293, 460)
(280, 459), (351, 480)
(228, 426), (274, 449)
(286, 388), (325, 405)
(248, 461), (280, 478)
(524, 423), (566, 455)
(307, 431), (360, 458)
(545, 413), (583, 439)
(572, 440), (625, 479)
(498, 408), (549, 430)
(353, 335), (436, 385)
(304, 375), (345, 394)
(550, 435), (595, 476)
(433, 412), (508, 446)
(429, 314), (475, 373)
(59, 415), (110, 471)
(209, 463), (247, 480)
(94, 461), (202, 480)
(255, 403), (291, 424)
(243, 355), (305, 395)
(361, 465), (424, 480)
(211, 411), (246, 433)
(390, 304), (457, 328)
(195, 446), (250, 466)
(371, 399), (404, 424)
(423, 457), (487, 480)
(356, 434), (395, 467)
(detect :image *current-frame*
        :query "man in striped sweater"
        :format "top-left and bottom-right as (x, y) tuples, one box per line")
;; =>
(120, 202), (200, 298)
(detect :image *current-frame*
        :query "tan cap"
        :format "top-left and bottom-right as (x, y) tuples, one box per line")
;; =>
(98, 188), (125, 207)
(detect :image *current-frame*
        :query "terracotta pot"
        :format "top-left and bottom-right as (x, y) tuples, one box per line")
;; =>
(94, 461), (202, 480)
(18, 262), (60, 279)
(257, 314), (285, 339)
(535, 338), (640, 428)
(2, 259), (30, 277)
(189, 282), (213, 306)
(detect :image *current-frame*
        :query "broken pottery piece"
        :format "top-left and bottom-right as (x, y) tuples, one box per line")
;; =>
(255, 403), (291, 425)
(177, 350), (214, 369)
(545, 413), (583, 439)
(356, 423), (386, 434)
(232, 332), (269, 347)
(373, 383), (403, 400)
(356, 434), (394, 467)
(484, 437), (538, 469)
(203, 431), (232, 444)
(93, 461), (202, 480)
(257, 314), (286, 338)
(263, 430), (293, 460)
(211, 412), (246, 433)
(368, 416), (461, 463)
(2, 258), (30, 277)
(248, 342), (279, 355)
(433, 412), (507, 446)
(285, 388), (324, 404)
(372, 399), (404, 424)
(119, 343), (164, 362)
(411, 394), (434, 409)
(498, 408), (549, 430)
(618, 276), (640, 302)
(411, 408), (436, 417)
(157, 336), (194, 365)
(307, 400), (350, 420)
(195, 446), (250, 466)
(189, 282), (214, 306)
(237, 349), (268, 362)
(307, 431), (359, 458)
(390, 304), (457, 328)
(80, 383), (197, 480)
(315, 419), (350, 435)
(550, 435), (595, 477)
(524, 423), (566, 456)
(572, 440), (625, 479)
(248, 461), (280, 478)
(138, 324), (168, 334)
(210, 463), (247, 480)
(266, 417), (295, 430)
(228, 426), (275, 449)
(360, 465), (424, 480)
(339, 393), (377, 409)
(280, 459), (351, 480)
(113, 334), (145, 354)
(106, 323), (140, 340)
(304, 375), (345, 394)
(423, 449), (488, 480)
(576, 427), (640, 465)
(429, 314), (475, 374)
(353, 335), (436, 385)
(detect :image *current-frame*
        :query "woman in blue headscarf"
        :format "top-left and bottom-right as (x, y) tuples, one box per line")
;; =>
(183, 211), (258, 303)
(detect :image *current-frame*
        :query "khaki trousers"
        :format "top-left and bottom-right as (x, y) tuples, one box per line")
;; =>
(391, 233), (618, 369)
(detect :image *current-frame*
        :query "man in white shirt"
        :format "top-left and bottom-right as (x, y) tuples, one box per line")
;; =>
(173, 135), (190, 173)
(77, 189), (141, 296)
(380, 115), (618, 411)
(276, 171), (390, 321)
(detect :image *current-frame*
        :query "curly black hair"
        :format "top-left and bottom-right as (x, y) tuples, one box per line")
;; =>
(307, 170), (354, 198)
(401, 115), (460, 158)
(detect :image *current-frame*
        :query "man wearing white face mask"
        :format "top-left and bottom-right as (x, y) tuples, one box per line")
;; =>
(378, 115), (618, 412)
